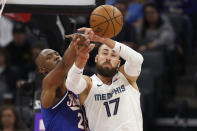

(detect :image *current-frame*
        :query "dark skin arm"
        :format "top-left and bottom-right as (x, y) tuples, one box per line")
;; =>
(41, 34), (86, 108)
(41, 41), (76, 108)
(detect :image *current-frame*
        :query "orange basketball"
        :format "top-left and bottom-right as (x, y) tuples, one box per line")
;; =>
(89, 5), (124, 38)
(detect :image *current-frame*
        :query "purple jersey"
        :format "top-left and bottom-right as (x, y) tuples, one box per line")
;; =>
(41, 91), (86, 131)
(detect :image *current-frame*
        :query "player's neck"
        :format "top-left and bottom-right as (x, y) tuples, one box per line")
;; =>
(97, 74), (112, 85)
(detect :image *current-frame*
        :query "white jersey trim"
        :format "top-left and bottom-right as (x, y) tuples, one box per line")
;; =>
(52, 91), (68, 109)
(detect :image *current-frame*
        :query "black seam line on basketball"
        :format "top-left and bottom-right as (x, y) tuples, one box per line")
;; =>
(102, 19), (109, 37)
(90, 13), (109, 29)
(90, 14), (110, 37)
(112, 8), (123, 26)
(113, 15), (123, 26)
(112, 6), (116, 36)
(91, 14), (108, 22)
(91, 15), (122, 28)
(101, 5), (115, 37)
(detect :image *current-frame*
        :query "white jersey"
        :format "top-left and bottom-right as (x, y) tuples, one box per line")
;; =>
(83, 72), (143, 131)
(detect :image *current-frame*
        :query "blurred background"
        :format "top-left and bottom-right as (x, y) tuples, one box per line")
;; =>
(0, 0), (197, 131)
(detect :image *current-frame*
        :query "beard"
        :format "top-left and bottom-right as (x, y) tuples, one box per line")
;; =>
(96, 63), (118, 77)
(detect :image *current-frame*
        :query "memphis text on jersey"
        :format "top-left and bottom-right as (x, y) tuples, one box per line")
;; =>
(94, 84), (125, 101)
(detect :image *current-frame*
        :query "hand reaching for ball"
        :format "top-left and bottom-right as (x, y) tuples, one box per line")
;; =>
(65, 33), (95, 60)
(65, 33), (90, 47)
(78, 27), (103, 43)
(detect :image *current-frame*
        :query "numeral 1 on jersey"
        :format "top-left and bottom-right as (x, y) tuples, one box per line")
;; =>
(103, 97), (120, 117)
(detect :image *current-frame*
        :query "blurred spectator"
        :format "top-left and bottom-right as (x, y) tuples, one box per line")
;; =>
(0, 105), (26, 131)
(114, 0), (137, 49)
(21, 43), (44, 83)
(106, 0), (116, 5)
(155, 0), (197, 53)
(15, 43), (45, 110)
(0, 47), (20, 104)
(17, 43), (45, 93)
(5, 22), (31, 68)
(106, 0), (143, 27)
(121, 0), (143, 27)
(136, 3), (175, 52)
(155, 0), (197, 15)
(136, 0), (154, 4)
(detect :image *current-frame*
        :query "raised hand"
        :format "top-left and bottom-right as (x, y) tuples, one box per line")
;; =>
(74, 40), (95, 69)
(76, 43), (95, 61)
(66, 33), (95, 61)
(77, 27), (102, 42)
(65, 33), (90, 47)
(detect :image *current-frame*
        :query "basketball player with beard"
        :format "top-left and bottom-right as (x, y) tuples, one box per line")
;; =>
(36, 33), (94, 131)
(66, 28), (144, 131)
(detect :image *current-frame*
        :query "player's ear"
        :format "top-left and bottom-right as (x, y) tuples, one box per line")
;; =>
(95, 55), (98, 63)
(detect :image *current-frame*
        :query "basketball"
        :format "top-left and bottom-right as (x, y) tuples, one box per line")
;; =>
(89, 5), (124, 38)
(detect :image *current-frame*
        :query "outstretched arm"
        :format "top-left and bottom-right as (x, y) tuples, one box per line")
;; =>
(78, 27), (144, 90)
(66, 41), (94, 105)
(41, 34), (86, 108)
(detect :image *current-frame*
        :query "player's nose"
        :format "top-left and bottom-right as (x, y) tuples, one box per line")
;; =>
(105, 55), (111, 61)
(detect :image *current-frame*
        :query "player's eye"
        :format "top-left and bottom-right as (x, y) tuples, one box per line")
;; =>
(102, 52), (108, 55)
(111, 54), (117, 57)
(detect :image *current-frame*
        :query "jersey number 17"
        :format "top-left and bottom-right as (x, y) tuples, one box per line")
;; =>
(103, 97), (120, 117)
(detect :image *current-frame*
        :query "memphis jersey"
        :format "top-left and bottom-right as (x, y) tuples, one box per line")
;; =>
(41, 91), (85, 131)
(83, 72), (143, 131)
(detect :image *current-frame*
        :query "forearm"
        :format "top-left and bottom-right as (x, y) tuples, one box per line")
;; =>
(62, 41), (76, 73)
(43, 42), (76, 89)
(98, 38), (116, 49)
(66, 63), (87, 94)
(115, 41), (143, 76)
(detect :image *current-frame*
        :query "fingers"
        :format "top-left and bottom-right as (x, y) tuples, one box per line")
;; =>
(77, 43), (95, 54)
(73, 38), (80, 51)
(77, 27), (89, 32)
(87, 44), (95, 53)
(65, 33), (80, 40)
(77, 27), (92, 36)
(65, 34), (74, 39)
